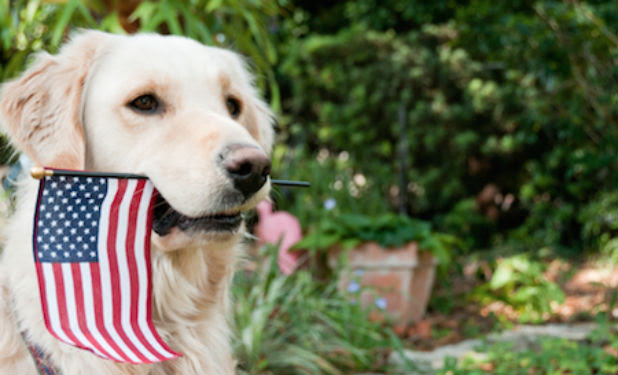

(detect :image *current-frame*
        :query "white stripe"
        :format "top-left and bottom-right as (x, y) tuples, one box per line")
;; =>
(41, 263), (76, 346)
(97, 179), (140, 363)
(135, 181), (176, 358)
(60, 263), (105, 358)
(79, 262), (123, 361)
(115, 180), (157, 361)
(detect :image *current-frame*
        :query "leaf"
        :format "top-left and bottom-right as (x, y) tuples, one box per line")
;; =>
(490, 263), (514, 290)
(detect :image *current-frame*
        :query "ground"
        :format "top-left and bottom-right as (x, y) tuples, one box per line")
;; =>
(403, 259), (618, 351)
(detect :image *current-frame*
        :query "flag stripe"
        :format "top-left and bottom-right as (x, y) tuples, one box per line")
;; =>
(125, 180), (167, 360)
(135, 182), (179, 358)
(51, 264), (84, 349)
(143, 187), (179, 355)
(70, 263), (116, 360)
(40, 263), (76, 346)
(33, 173), (180, 363)
(97, 179), (141, 363)
(89, 262), (131, 362)
(115, 180), (157, 361)
(61, 263), (105, 357)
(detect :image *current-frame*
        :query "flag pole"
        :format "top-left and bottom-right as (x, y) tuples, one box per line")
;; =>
(30, 167), (310, 187)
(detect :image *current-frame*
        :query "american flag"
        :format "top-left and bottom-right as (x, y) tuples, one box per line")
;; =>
(33, 173), (180, 363)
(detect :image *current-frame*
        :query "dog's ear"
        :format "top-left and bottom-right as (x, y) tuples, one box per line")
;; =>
(0, 30), (110, 169)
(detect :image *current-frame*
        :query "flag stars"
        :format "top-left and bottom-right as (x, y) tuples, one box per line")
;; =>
(37, 175), (108, 263)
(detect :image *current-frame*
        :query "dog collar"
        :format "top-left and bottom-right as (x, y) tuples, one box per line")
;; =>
(20, 331), (61, 375)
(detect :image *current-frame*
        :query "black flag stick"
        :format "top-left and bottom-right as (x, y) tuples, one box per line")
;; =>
(30, 167), (310, 188)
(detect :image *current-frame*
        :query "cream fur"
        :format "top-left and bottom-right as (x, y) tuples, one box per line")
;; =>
(0, 31), (274, 374)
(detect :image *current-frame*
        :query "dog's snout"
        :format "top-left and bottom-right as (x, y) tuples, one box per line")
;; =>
(220, 144), (271, 198)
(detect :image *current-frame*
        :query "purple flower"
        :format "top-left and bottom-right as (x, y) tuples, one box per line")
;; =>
(375, 297), (387, 310)
(347, 281), (360, 293)
(324, 198), (336, 211)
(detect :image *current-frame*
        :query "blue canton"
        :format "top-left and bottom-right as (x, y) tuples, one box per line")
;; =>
(36, 175), (108, 263)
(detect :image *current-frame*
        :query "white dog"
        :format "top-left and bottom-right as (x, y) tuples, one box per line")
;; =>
(0, 30), (274, 374)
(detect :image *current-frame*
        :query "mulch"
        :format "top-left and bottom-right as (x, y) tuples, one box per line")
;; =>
(399, 259), (618, 351)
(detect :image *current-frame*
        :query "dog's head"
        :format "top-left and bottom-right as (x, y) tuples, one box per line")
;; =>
(0, 31), (274, 250)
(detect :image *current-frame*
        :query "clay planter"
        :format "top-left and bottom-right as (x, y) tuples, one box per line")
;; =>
(329, 241), (437, 325)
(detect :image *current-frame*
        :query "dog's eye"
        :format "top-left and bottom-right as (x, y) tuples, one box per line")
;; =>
(129, 94), (159, 113)
(226, 96), (242, 118)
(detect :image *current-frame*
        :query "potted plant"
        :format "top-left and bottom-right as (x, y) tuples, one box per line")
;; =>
(295, 213), (457, 325)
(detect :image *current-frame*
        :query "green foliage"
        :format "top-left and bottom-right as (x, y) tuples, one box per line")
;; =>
(232, 245), (405, 375)
(0, 0), (279, 101)
(472, 254), (565, 323)
(276, 0), (618, 256)
(439, 323), (618, 374)
(295, 212), (455, 268)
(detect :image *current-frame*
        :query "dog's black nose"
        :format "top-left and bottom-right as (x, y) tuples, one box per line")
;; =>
(220, 144), (271, 199)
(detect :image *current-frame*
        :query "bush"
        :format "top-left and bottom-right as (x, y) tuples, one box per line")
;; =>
(232, 245), (406, 374)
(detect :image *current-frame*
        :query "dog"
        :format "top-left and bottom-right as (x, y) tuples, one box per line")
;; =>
(0, 30), (274, 374)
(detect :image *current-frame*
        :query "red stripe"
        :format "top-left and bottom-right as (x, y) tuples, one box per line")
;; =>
(70, 263), (113, 360)
(125, 180), (164, 360)
(51, 264), (85, 350)
(91, 259), (131, 362)
(106, 180), (148, 362)
(144, 188), (178, 355)
(34, 263), (55, 339)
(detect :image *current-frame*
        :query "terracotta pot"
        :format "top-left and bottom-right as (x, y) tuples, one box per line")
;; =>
(329, 241), (437, 324)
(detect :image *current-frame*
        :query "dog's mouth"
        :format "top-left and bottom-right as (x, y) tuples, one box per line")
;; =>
(152, 194), (242, 236)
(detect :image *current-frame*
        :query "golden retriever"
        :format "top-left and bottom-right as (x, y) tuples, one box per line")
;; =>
(0, 30), (274, 374)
